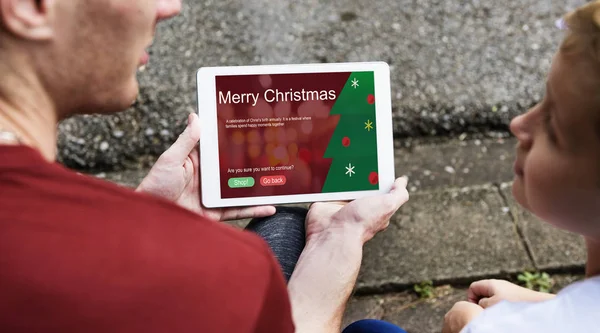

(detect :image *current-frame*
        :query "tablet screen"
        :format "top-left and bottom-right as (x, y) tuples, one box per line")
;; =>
(215, 71), (379, 199)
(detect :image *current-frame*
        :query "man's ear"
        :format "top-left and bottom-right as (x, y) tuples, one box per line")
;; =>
(0, 0), (54, 40)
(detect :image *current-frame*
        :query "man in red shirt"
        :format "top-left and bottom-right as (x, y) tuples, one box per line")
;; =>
(0, 1), (409, 332)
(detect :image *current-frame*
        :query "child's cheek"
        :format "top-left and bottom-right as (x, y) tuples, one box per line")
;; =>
(523, 151), (567, 219)
(525, 151), (598, 234)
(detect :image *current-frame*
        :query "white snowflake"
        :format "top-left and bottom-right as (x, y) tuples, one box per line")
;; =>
(351, 78), (359, 89)
(345, 163), (356, 177)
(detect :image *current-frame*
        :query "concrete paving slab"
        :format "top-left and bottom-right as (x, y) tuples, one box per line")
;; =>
(57, 0), (588, 169)
(500, 184), (587, 271)
(342, 286), (464, 333)
(356, 186), (533, 292)
(342, 295), (388, 330)
(382, 286), (462, 333)
(396, 137), (516, 192)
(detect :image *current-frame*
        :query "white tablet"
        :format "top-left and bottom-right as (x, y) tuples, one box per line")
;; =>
(196, 62), (395, 208)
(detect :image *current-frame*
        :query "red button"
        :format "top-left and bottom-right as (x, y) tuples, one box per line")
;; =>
(260, 175), (287, 187)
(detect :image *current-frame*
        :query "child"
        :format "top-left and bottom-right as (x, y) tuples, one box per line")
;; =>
(443, 2), (600, 332)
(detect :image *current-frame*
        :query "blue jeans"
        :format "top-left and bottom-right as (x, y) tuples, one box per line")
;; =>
(342, 320), (407, 333)
(246, 207), (406, 333)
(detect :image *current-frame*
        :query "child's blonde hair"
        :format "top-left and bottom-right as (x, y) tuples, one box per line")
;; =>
(562, 1), (600, 61)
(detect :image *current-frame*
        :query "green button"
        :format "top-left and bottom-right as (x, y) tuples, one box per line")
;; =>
(228, 177), (255, 188)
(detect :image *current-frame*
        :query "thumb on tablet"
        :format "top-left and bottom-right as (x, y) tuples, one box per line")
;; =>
(163, 113), (202, 163)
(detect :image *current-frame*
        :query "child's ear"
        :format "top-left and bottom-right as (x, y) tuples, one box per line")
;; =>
(0, 0), (55, 40)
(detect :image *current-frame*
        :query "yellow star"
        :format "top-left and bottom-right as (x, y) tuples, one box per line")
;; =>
(364, 119), (373, 131)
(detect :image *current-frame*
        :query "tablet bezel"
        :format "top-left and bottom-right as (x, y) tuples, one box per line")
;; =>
(197, 62), (394, 208)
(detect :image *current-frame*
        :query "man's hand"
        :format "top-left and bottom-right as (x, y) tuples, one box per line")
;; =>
(136, 113), (276, 221)
(288, 177), (409, 333)
(442, 301), (484, 333)
(467, 279), (555, 309)
(305, 176), (410, 244)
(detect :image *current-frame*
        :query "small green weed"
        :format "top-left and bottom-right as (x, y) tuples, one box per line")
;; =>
(414, 280), (434, 299)
(517, 271), (553, 293)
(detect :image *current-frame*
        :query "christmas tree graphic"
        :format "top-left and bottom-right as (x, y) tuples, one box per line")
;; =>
(321, 72), (379, 193)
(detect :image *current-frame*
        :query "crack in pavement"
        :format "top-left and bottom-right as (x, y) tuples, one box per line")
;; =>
(493, 182), (538, 270)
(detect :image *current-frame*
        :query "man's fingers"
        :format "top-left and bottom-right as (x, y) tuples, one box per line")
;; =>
(220, 206), (277, 221)
(384, 176), (410, 210)
(163, 113), (201, 163)
(341, 176), (410, 220)
(392, 176), (409, 192)
(190, 145), (200, 167)
(309, 201), (347, 209)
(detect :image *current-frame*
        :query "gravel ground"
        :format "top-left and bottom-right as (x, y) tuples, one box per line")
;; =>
(57, 0), (587, 170)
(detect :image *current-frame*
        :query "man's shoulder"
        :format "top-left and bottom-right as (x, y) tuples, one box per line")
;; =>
(0, 146), (276, 278)
(0, 167), (285, 331)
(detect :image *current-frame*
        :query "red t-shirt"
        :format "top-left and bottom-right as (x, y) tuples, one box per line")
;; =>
(0, 145), (295, 333)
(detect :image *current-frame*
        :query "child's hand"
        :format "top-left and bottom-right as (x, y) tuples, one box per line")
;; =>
(442, 301), (483, 333)
(468, 279), (555, 308)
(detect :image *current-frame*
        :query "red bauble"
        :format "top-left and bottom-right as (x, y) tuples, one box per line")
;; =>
(369, 172), (379, 185)
(342, 136), (351, 147)
(367, 94), (375, 105)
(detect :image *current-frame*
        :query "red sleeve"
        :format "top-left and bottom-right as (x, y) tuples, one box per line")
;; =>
(252, 244), (296, 333)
